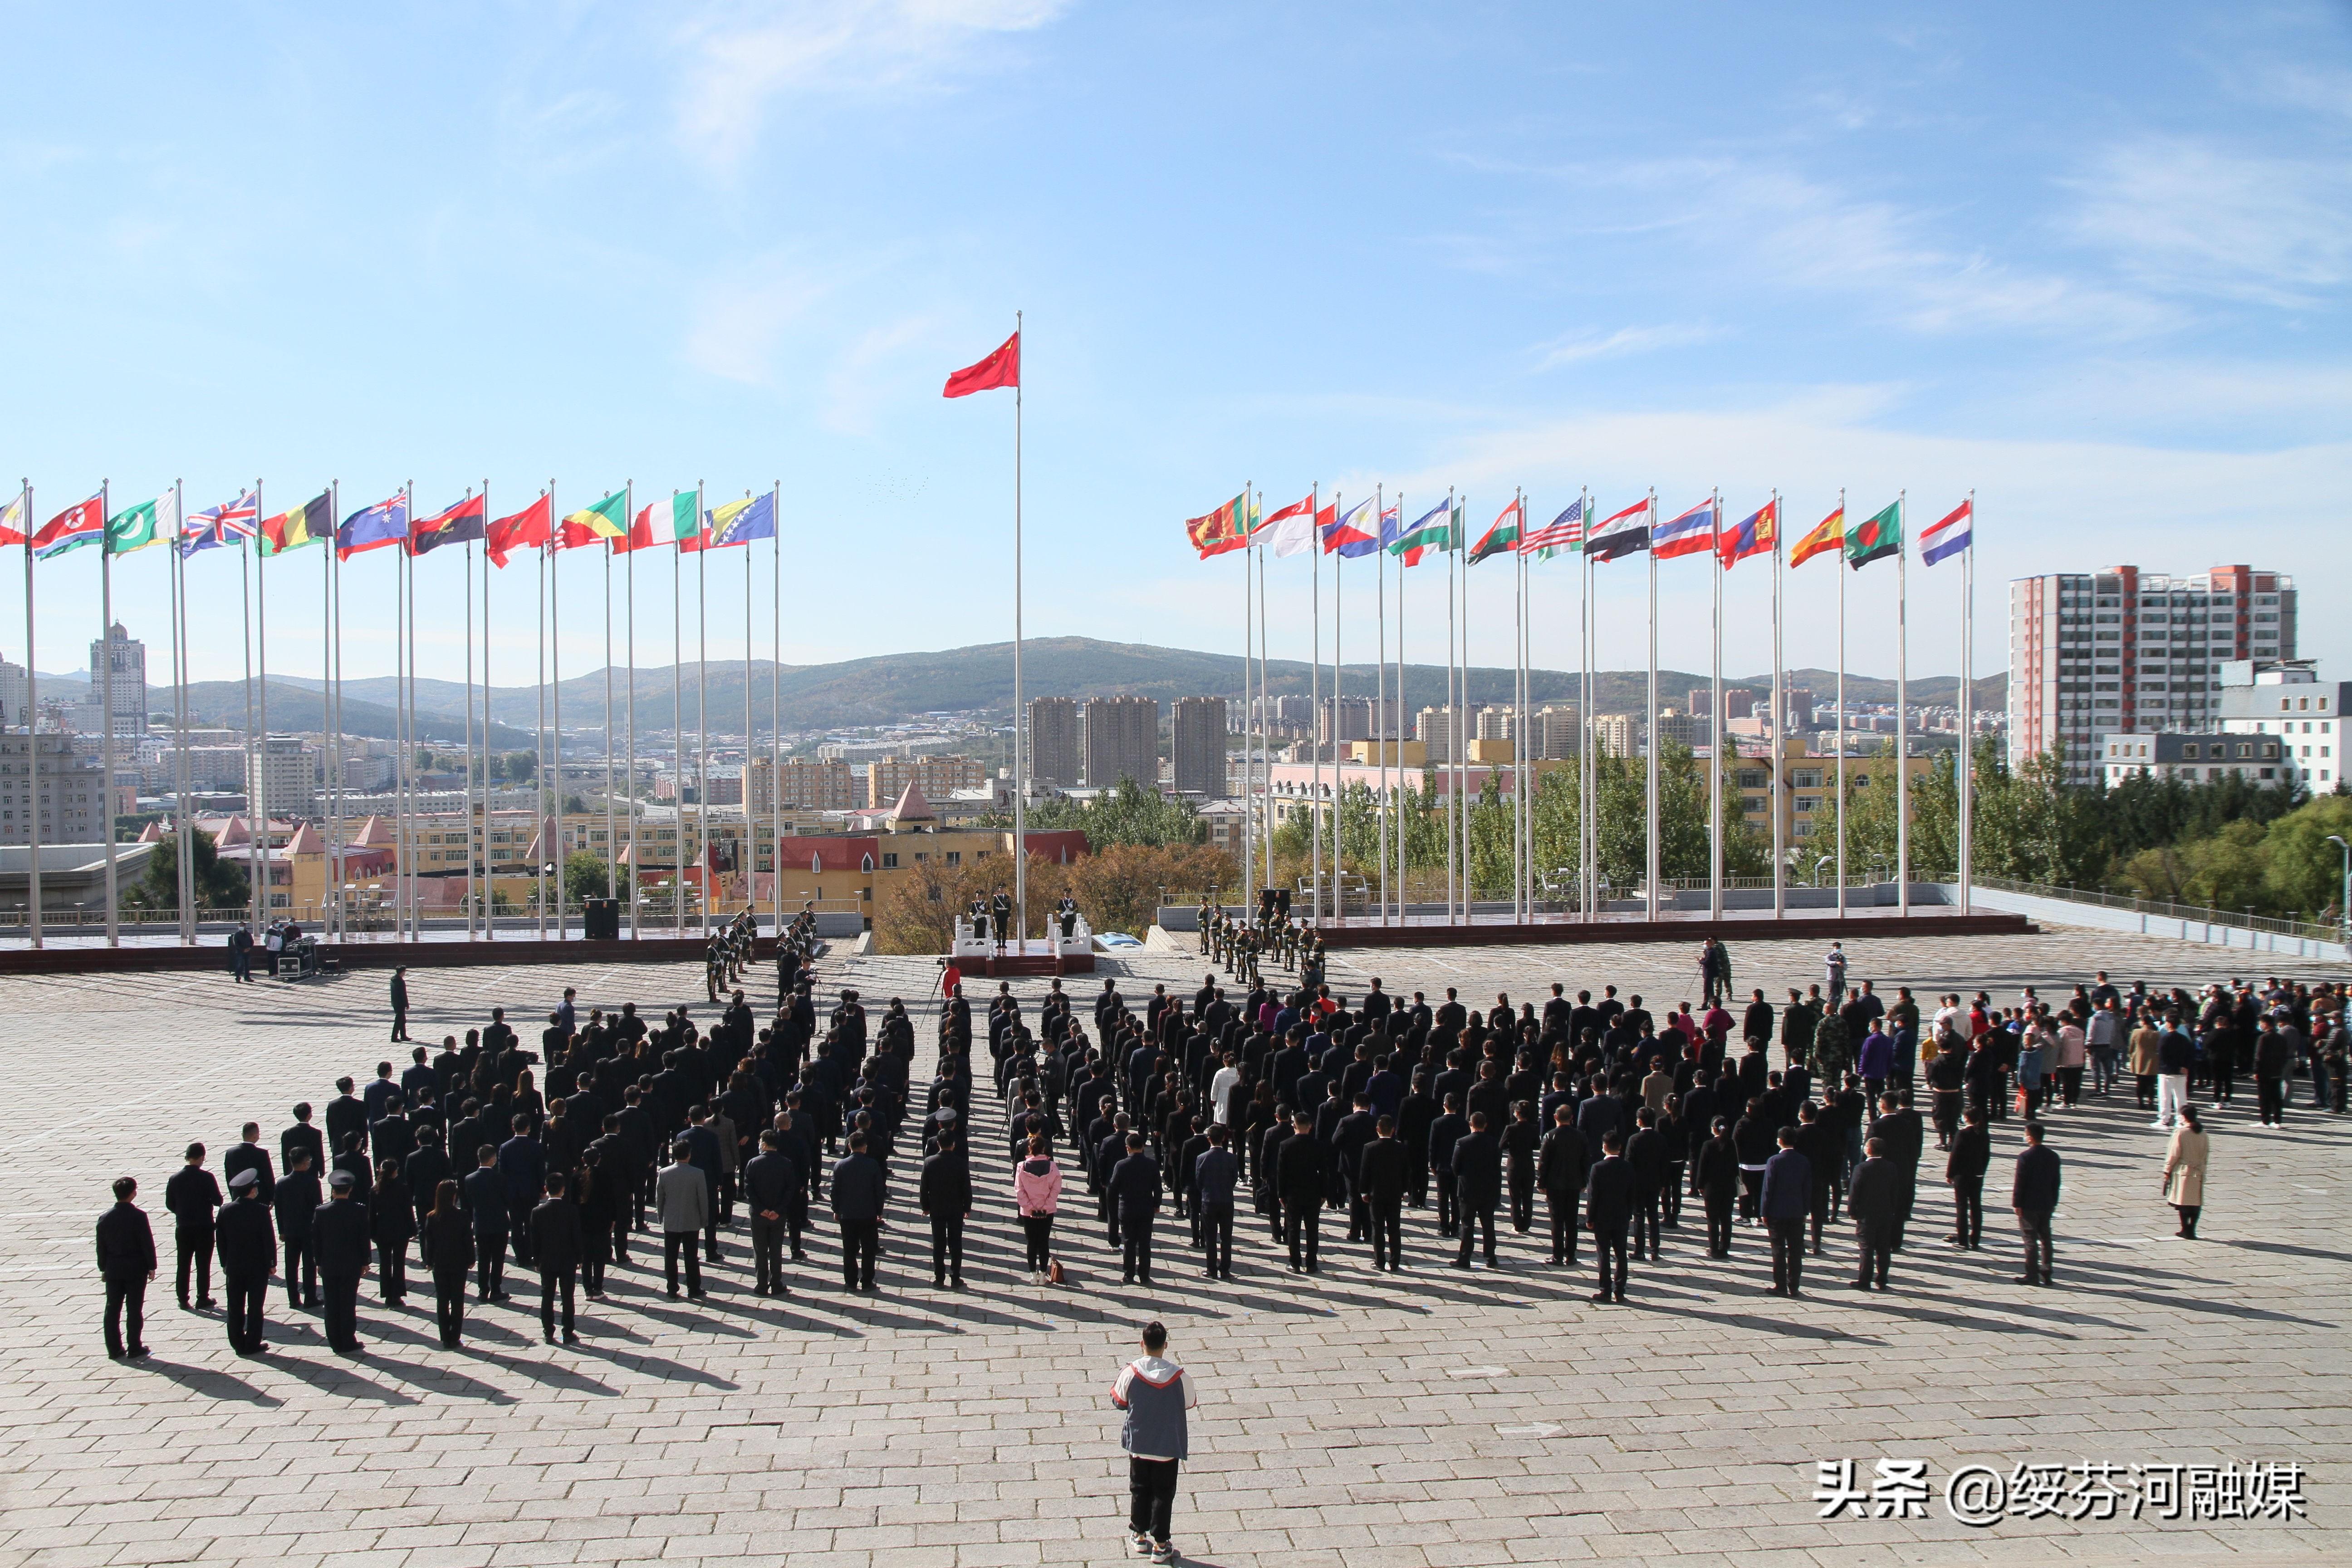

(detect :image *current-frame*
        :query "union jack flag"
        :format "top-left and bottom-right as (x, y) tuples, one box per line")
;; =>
(180, 490), (261, 555)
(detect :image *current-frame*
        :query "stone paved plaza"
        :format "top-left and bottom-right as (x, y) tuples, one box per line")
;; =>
(2, 926), (2345, 1567)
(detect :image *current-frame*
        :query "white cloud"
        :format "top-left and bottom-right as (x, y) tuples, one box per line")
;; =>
(1533, 323), (1722, 370)
(821, 314), (937, 434)
(673, 0), (1073, 168)
(683, 262), (834, 382)
(2065, 136), (2352, 307)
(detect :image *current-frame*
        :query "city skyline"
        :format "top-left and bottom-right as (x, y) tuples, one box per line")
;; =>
(3, 5), (2345, 690)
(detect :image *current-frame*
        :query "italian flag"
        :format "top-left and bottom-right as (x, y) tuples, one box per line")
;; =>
(623, 491), (698, 553)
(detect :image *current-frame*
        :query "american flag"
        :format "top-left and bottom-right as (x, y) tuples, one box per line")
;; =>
(1520, 496), (1586, 557)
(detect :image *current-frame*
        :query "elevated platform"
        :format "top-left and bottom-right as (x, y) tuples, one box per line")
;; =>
(0, 933), (770, 978)
(1314, 911), (2036, 949)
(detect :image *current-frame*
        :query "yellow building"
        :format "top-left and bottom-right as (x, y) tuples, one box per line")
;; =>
(1732, 737), (1934, 845)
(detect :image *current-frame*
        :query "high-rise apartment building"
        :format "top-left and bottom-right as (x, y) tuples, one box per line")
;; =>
(1591, 713), (1637, 757)
(246, 735), (316, 819)
(82, 622), (147, 737)
(1026, 697), (1080, 789)
(867, 753), (986, 808)
(1415, 705), (1468, 764)
(2009, 564), (2296, 781)
(1081, 695), (1159, 789)
(1532, 704), (1579, 759)
(747, 756), (857, 813)
(1171, 696), (1228, 795)
(0, 652), (25, 730)
(0, 734), (105, 843)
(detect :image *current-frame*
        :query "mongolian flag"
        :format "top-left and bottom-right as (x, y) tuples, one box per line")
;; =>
(1718, 499), (1776, 569)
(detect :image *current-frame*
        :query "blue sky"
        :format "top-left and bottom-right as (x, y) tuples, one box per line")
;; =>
(3, 0), (2347, 695)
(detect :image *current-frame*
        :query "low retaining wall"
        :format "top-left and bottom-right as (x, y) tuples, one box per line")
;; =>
(1315, 911), (2035, 950)
(1961, 885), (2349, 964)
(0, 934), (758, 977)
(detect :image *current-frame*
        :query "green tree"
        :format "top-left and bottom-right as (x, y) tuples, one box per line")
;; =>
(562, 851), (625, 907)
(504, 751), (537, 782)
(1017, 777), (1205, 849)
(123, 826), (249, 912)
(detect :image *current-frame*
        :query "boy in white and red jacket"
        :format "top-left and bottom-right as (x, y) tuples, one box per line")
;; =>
(1110, 1320), (1199, 1563)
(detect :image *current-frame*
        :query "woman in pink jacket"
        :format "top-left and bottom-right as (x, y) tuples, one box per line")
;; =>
(1014, 1134), (1063, 1285)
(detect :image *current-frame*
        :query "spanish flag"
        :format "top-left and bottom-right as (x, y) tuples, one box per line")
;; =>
(1788, 504), (1844, 569)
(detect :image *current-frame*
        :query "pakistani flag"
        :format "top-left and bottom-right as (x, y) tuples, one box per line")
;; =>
(1847, 498), (1902, 569)
(106, 494), (172, 556)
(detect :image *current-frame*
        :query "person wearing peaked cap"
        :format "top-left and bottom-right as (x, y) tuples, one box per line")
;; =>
(216, 1168), (276, 1355)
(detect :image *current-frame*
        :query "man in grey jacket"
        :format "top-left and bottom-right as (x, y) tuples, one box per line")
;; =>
(655, 1140), (710, 1299)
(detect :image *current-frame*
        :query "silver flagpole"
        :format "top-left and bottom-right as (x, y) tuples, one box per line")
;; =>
(1458, 496), (1470, 922)
(535, 511), (547, 940)
(770, 480), (782, 940)
(1771, 491), (1785, 919)
(1333, 497), (1343, 924)
(1430, 491), (1449, 926)
(1645, 488), (1659, 924)
(481, 480), (494, 941)
(1376, 485), (1387, 926)
(1390, 497), (1402, 926)
(463, 523), (475, 939)
(1256, 535), (1268, 917)
(1960, 492), (1975, 916)
(742, 500), (753, 927)
(246, 487), (261, 934)
(1011, 310), (1028, 951)
(1836, 488), (1847, 921)
(604, 532), (616, 912)
(624, 481), (637, 940)
(22, 482), (39, 949)
(1518, 496), (1529, 921)
(1311, 485), (1323, 927)
(673, 504), (685, 939)
(551, 482), (564, 942)
(99, 480), (117, 947)
(689, 491), (705, 939)
(1240, 495), (1253, 900)
(1896, 490), (1909, 918)
(1581, 489), (1592, 921)
(1709, 487), (1723, 922)
(317, 491), (330, 935)
(406, 511), (419, 942)
(174, 481), (194, 941)
(328, 495), (345, 939)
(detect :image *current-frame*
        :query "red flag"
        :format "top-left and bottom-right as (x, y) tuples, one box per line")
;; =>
(33, 495), (103, 550)
(486, 494), (551, 568)
(943, 331), (1020, 397)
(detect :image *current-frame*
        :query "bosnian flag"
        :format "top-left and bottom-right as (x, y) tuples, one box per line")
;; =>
(1921, 497), (1973, 565)
(1323, 496), (1378, 557)
(1650, 497), (1717, 559)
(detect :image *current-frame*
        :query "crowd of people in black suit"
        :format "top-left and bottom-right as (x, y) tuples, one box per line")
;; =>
(103, 934), (2331, 1362)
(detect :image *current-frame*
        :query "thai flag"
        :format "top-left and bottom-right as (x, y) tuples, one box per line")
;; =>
(1650, 497), (1717, 559)
(1921, 498), (1973, 565)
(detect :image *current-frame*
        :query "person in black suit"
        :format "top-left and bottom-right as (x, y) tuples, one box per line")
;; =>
(1357, 1118), (1406, 1271)
(1537, 1107), (1588, 1267)
(529, 1173), (585, 1343)
(1275, 1113), (1330, 1273)
(1110, 1132), (1163, 1285)
(313, 1169), (372, 1352)
(1583, 1131), (1634, 1303)
(1944, 1107), (1992, 1250)
(95, 1177), (157, 1359)
(1694, 1117), (1738, 1258)
(390, 966), (411, 1042)
(273, 1148), (322, 1308)
(1870, 1092), (1926, 1251)
(460, 1147), (509, 1302)
(280, 1104), (324, 1188)
(417, 1179), (473, 1347)
(164, 1142), (222, 1310)
(1426, 1094), (1467, 1238)
(1759, 1128), (1812, 1297)
(2011, 1121), (2063, 1286)
(1846, 1137), (1900, 1290)
(1624, 1109), (1669, 1262)
(919, 1129), (972, 1289)
(216, 1168), (276, 1354)
(223, 1125), (275, 1203)
(743, 1130), (801, 1294)
(1450, 1112), (1503, 1270)
(324, 1080), (367, 1176)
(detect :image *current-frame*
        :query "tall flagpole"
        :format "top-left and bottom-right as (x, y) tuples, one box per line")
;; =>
(770, 480), (783, 939)
(535, 513), (547, 939)
(604, 535), (617, 911)
(1255, 536), (1268, 915)
(1836, 487), (1847, 921)
(98, 480), (117, 947)
(742, 504), (753, 926)
(1390, 499), (1403, 925)
(691, 488), (706, 938)
(1458, 496), (1470, 921)
(624, 480), (637, 941)
(1311, 485), (1323, 927)
(1580, 489), (1592, 921)
(1517, 494), (1530, 921)
(673, 503), (685, 939)
(22, 482), (40, 949)
(1376, 486), (1388, 925)
(406, 511), (419, 942)
(248, 485), (264, 935)
(1771, 491), (1786, 919)
(463, 524), (475, 939)
(317, 493), (331, 934)
(1011, 309), (1029, 951)
(1645, 487), (1659, 924)
(1709, 487), (1724, 922)
(1896, 489), (1910, 918)
(328, 495), (345, 938)
(1430, 491), (1449, 926)
(1240, 502), (1253, 900)
(1957, 494), (1975, 921)
(1333, 499), (1343, 923)
(171, 481), (192, 942)
(551, 480), (565, 941)
(480, 479), (494, 941)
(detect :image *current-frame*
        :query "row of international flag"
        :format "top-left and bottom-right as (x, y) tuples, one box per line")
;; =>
(1185, 488), (1975, 571)
(0, 484), (780, 566)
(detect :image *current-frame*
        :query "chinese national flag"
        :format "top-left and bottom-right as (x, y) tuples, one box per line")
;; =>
(943, 331), (1020, 397)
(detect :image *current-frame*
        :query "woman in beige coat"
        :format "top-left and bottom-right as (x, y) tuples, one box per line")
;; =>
(2161, 1104), (2209, 1238)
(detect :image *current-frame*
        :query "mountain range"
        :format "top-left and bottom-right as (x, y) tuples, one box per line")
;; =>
(69, 637), (2002, 741)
